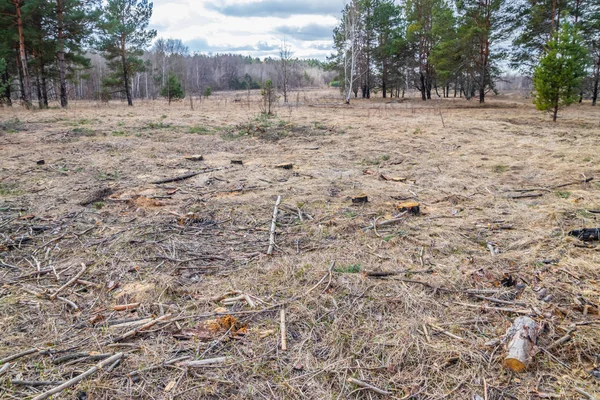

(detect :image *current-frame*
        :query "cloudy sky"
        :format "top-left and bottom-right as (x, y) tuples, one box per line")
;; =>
(150, 0), (345, 60)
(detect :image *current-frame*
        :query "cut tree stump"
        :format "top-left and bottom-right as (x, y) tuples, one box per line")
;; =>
(397, 201), (420, 215)
(503, 316), (540, 372)
(352, 195), (368, 204)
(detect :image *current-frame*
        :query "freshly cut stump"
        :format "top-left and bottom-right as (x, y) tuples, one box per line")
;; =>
(503, 316), (539, 372)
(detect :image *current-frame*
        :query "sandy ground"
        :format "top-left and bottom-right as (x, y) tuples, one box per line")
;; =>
(0, 88), (599, 399)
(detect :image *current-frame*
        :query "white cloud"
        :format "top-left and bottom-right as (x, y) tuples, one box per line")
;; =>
(150, 0), (342, 59)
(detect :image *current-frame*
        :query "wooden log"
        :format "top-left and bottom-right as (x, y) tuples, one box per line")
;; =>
(178, 357), (232, 368)
(503, 316), (539, 372)
(184, 155), (204, 161)
(231, 160), (243, 165)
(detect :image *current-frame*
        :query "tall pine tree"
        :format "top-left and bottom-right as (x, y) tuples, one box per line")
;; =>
(97, 0), (156, 106)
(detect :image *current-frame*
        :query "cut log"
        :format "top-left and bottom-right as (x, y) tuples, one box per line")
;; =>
(275, 163), (293, 170)
(352, 195), (368, 204)
(397, 201), (420, 215)
(503, 316), (539, 372)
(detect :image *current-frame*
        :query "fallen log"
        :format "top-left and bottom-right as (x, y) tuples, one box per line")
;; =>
(503, 316), (540, 372)
(151, 168), (221, 185)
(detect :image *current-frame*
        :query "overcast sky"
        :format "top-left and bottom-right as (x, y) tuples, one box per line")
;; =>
(150, 0), (345, 59)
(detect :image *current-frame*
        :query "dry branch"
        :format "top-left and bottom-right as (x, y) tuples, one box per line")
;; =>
(49, 263), (87, 300)
(503, 317), (539, 372)
(267, 196), (282, 256)
(107, 314), (171, 344)
(347, 377), (391, 396)
(363, 212), (408, 231)
(280, 308), (288, 351)
(178, 357), (232, 368)
(151, 168), (221, 185)
(31, 353), (123, 400)
(0, 348), (38, 364)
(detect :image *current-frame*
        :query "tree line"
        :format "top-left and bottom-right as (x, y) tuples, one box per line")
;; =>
(0, 0), (331, 108)
(329, 0), (600, 108)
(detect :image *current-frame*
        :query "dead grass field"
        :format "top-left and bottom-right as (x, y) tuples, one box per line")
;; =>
(1, 88), (600, 399)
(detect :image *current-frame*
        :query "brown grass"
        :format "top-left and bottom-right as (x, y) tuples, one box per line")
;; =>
(0, 88), (599, 399)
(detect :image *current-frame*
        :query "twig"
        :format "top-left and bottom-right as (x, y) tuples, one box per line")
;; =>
(473, 295), (527, 307)
(347, 377), (391, 396)
(56, 296), (80, 311)
(0, 348), (38, 364)
(31, 353), (123, 400)
(112, 303), (141, 311)
(107, 314), (172, 344)
(509, 193), (544, 199)
(548, 332), (575, 350)
(363, 212), (408, 231)
(428, 323), (465, 341)
(574, 387), (597, 400)
(0, 362), (10, 377)
(12, 381), (64, 387)
(552, 176), (593, 189)
(267, 196), (282, 256)
(280, 308), (287, 351)
(454, 302), (532, 315)
(49, 263), (87, 300)
(178, 357), (232, 368)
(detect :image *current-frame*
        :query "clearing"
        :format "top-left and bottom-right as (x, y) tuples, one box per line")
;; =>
(0, 89), (599, 399)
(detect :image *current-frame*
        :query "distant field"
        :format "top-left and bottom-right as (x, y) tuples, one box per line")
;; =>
(1, 88), (599, 399)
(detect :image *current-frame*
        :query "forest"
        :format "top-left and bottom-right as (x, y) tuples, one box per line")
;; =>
(0, 0), (598, 111)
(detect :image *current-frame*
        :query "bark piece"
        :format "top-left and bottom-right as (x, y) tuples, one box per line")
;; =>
(503, 316), (539, 372)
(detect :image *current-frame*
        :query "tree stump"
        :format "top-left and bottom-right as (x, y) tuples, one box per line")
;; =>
(503, 316), (539, 372)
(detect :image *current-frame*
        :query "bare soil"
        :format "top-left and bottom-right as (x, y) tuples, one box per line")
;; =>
(1, 89), (599, 399)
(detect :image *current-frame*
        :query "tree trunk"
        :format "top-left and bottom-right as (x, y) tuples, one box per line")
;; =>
(593, 62), (599, 106)
(553, 105), (558, 122)
(420, 73), (426, 101)
(14, 0), (31, 108)
(56, 0), (68, 107)
(121, 47), (133, 106)
(2, 66), (11, 106)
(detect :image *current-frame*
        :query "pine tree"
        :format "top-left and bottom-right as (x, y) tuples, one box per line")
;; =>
(160, 72), (184, 104)
(54, 0), (101, 108)
(455, 0), (510, 103)
(533, 21), (589, 121)
(97, 0), (156, 106)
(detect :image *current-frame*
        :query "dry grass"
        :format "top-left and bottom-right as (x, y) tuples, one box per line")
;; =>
(0, 88), (599, 399)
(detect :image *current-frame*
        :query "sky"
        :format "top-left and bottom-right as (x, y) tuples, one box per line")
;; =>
(150, 0), (345, 60)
